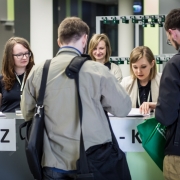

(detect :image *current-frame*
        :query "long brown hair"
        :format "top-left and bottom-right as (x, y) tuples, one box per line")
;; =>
(2, 37), (35, 90)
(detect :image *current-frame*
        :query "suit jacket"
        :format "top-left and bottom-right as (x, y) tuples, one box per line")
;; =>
(121, 73), (161, 108)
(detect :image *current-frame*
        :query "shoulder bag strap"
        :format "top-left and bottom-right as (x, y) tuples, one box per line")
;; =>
(174, 110), (180, 146)
(104, 110), (120, 147)
(74, 60), (119, 174)
(36, 60), (51, 106)
(66, 55), (118, 174)
(19, 59), (51, 140)
(66, 56), (90, 174)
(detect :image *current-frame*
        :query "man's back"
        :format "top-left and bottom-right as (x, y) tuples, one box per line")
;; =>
(21, 47), (131, 170)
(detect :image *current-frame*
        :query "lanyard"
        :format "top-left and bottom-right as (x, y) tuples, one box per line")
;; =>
(137, 88), (150, 107)
(15, 72), (26, 93)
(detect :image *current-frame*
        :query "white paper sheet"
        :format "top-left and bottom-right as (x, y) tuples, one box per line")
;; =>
(0, 112), (6, 117)
(108, 108), (149, 117)
(127, 108), (149, 117)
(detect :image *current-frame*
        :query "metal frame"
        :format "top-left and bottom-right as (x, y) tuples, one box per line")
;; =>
(95, 15), (172, 72)
(0, 19), (14, 26)
(110, 54), (174, 65)
(96, 15), (165, 33)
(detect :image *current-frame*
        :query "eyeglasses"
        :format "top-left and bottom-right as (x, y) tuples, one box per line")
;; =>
(167, 39), (172, 46)
(13, 52), (31, 59)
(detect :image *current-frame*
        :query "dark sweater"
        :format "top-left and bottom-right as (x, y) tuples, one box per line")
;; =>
(155, 50), (180, 156)
(0, 74), (23, 112)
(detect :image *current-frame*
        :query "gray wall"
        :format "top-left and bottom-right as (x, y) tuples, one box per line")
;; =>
(0, 1), (14, 72)
(14, 0), (30, 42)
(0, 0), (7, 19)
(0, 24), (14, 64)
(159, 0), (180, 54)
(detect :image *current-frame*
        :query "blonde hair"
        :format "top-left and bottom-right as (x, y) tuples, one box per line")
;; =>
(130, 46), (157, 80)
(88, 33), (111, 63)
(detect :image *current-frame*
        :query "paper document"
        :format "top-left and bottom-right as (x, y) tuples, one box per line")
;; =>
(108, 108), (149, 117)
(127, 108), (149, 117)
(0, 112), (6, 117)
(108, 112), (114, 117)
(15, 109), (22, 115)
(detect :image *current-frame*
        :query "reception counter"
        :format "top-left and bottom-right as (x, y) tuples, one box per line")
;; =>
(110, 115), (164, 180)
(0, 113), (164, 180)
(0, 113), (33, 180)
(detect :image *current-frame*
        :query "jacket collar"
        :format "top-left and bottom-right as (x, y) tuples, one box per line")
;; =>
(56, 46), (81, 57)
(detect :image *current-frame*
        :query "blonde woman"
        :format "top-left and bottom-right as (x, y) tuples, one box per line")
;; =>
(88, 33), (122, 83)
(121, 46), (161, 114)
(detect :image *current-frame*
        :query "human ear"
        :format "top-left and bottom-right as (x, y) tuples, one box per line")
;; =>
(82, 34), (88, 54)
(57, 38), (62, 47)
(151, 60), (155, 67)
(82, 34), (88, 47)
(169, 29), (177, 40)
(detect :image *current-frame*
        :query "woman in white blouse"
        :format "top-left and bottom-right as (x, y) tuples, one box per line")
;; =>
(121, 46), (161, 114)
(88, 33), (123, 83)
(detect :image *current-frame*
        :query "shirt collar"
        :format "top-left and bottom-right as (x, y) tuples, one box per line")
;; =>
(59, 46), (82, 55)
(104, 61), (111, 70)
(137, 79), (151, 89)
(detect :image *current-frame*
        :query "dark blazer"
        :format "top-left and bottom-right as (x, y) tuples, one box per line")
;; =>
(155, 50), (180, 156)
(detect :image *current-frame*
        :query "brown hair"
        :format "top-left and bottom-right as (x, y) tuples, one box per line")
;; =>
(2, 37), (35, 90)
(88, 33), (111, 63)
(58, 17), (89, 44)
(164, 8), (180, 31)
(130, 46), (157, 80)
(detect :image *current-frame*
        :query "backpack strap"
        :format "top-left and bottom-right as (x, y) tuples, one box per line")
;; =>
(65, 55), (91, 175)
(65, 56), (89, 79)
(65, 55), (120, 176)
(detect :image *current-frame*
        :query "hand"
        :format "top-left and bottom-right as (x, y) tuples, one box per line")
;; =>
(139, 102), (157, 115)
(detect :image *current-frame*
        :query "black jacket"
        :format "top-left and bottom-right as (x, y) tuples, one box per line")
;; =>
(155, 50), (180, 156)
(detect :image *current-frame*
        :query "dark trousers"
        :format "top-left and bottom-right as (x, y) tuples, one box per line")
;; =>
(43, 167), (77, 180)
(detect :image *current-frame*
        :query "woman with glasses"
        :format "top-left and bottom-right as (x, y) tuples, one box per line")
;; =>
(121, 46), (161, 114)
(0, 37), (34, 112)
(88, 33), (123, 83)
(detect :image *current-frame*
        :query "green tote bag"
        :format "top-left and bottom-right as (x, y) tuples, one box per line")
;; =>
(137, 117), (166, 171)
